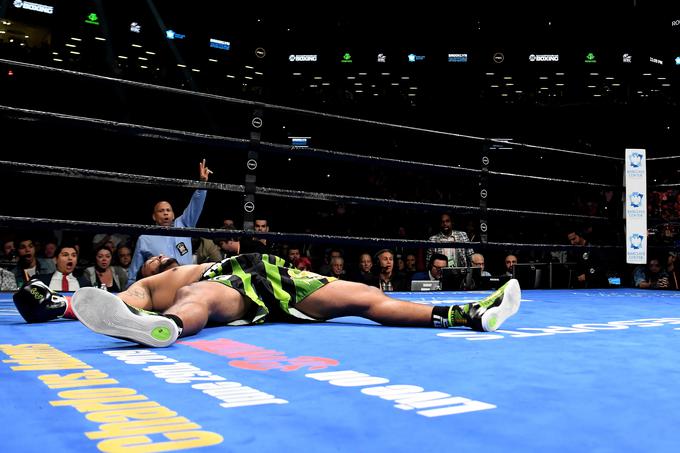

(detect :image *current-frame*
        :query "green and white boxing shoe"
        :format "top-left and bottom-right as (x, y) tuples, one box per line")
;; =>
(71, 287), (179, 347)
(455, 279), (522, 332)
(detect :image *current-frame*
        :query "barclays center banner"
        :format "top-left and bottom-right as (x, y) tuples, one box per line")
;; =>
(625, 149), (647, 264)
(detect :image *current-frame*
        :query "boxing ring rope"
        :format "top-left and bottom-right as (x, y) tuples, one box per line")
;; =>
(647, 155), (680, 188)
(0, 160), (610, 221)
(0, 104), (614, 189)
(0, 56), (627, 262)
(647, 155), (680, 161)
(0, 57), (624, 162)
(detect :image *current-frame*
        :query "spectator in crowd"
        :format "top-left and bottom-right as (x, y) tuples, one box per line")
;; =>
(92, 233), (130, 255)
(11, 237), (56, 287)
(352, 252), (377, 286)
(504, 254), (518, 277)
(287, 245), (302, 267)
(465, 219), (480, 243)
(633, 256), (670, 289)
(395, 254), (406, 274)
(412, 253), (448, 281)
(329, 256), (347, 280)
(116, 245), (133, 271)
(426, 212), (473, 267)
(254, 219), (269, 243)
(404, 253), (417, 275)
(665, 251), (680, 290)
(393, 225), (411, 259)
(0, 267), (18, 291)
(84, 245), (128, 292)
(471, 253), (492, 277)
(34, 244), (91, 291)
(2, 238), (15, 257)
(374, 249), (407, 291)
(253, 219), (280, 255)
(192, 237), (222, 264)
(2, 238), (17, 265)
(567, 229), (609, 288)
(216, 238), (233, 259)
(72, 243), (87, 267)
(296, 256), (312, 271)
(319, 248), (343, 276)
(127, 159), (212, 286)
(216, 232), (267, 259)
(42, 237), (58, 264)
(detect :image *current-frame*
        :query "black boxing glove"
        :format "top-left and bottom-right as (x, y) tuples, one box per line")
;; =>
(13, 279), (68, 323)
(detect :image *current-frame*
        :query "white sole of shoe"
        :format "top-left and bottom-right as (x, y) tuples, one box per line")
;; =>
(71, 287), (178, 348)
(481, 279), (521, 332)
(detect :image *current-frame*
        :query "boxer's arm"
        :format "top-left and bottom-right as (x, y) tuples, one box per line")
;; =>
(118, 281), (153, 311)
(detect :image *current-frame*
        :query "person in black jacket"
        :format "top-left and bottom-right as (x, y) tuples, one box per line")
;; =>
(373, 249), (408, 291)
(567, 230), (609, 288)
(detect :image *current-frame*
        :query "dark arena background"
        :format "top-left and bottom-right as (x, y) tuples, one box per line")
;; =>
(1, 1), (680, 451)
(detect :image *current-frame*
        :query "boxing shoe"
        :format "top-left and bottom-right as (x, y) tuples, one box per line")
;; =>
(465, 279), (521, 332)
(71, 287), (179, 348)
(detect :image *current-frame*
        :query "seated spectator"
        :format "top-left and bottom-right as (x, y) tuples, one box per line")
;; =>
(296, 256), (312, 271)
(287, 245), (302, 267)
(374, 249), (408, 291)
(404, 253), (417, 275)
(0, 267), (18, 291)
(191, 237), (222, 264)
(471, 253), (492, 277)
(412, 253), (448, 281)
(351, 253), (378, 286)
(396, 254), (406, 274)
(504, 254), (518, 277)
(318, 248), (343, 276)
(92, 233), (130, 255)
(84, 246), (128, 292)
(42, 237), (58, 264)
(633, 257), (670, 289)
(11, 237), (56, 287)
(465, 219), (480, 243)
(329, 256), (348, 280)
(2, 237), (15, 257)
(216, 232), (267, 259)
(34, 244), (91, 291)
(1, 237), (17, 266)
(253, 219), (281, 255)
(116, 245), (133, 271)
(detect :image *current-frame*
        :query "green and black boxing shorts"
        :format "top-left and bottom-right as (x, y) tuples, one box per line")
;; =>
(200, 253), (337, 325)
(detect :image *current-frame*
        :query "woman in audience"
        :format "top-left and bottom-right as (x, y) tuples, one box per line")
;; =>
(84, 245), (128, 292)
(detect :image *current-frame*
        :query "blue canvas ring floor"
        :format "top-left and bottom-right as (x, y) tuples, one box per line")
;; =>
(1, 288), (679, 452)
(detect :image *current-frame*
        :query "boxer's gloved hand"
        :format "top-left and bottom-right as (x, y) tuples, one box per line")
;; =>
(13, 279), (68, 323)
